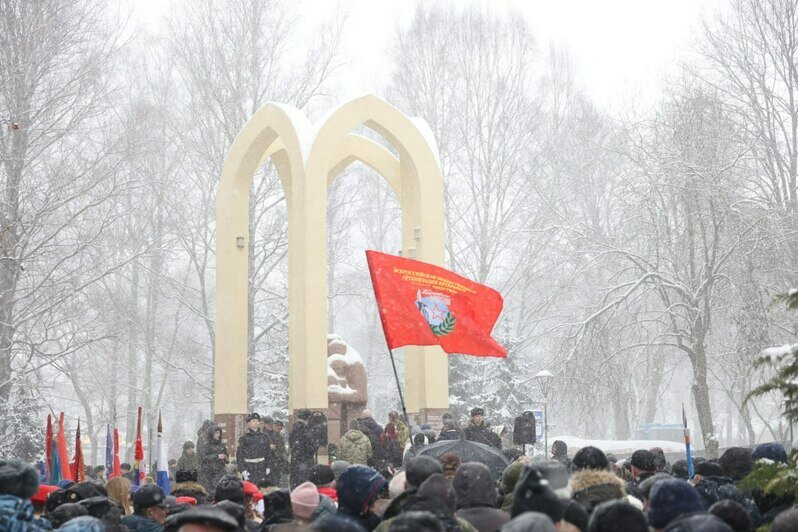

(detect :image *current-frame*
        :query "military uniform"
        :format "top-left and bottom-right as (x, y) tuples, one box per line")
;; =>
(237, 418), (275, 485)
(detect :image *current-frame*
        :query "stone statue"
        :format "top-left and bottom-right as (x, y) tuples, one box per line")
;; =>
(327, 335), (368, 441)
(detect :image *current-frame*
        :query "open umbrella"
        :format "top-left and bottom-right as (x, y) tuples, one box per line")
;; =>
(416, 438), (510, 480)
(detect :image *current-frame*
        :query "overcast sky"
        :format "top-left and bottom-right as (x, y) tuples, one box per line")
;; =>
(129, 0), (724, 112)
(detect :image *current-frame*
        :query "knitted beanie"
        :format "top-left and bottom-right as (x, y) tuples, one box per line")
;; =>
(290, 481), (320, 520)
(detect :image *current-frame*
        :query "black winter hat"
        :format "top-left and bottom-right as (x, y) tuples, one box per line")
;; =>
(671, 460), (689, 480)
(66, 480), (107, 503)
(175, 469), (198, 483)
(708, 499), (753, 532)
(78, 495), (123, 519)
(296, 409), (312, 420)
(563, 499), (589, 531)
(587, 500), (647, 532)
(773, 508), (798, 532)
(246, 412), (260, 422)
(132, 484), (167, 511)
(717, 447), (754, 481)
(213, 474), (244, 504)
(309, 464), (335, 486)
(572, 446), (609, 471)
(630, 450), (656, 472)
(695, 461), (724, 477)
(46, 488), (71, 514)
(49, 502), (89, 528)
(470, 407), (485, 417)
(405, 456), (443, 489)
(182, 440), (195, 450)
(0, 459), (39, 499)
(262, 416), (275, 424)
(214, 500), (246, 527)
(165, 506), (238, 531)
(511, 466), (564, 522)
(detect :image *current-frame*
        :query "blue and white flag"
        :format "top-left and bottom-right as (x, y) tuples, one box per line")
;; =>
(156, 412), (170, 494)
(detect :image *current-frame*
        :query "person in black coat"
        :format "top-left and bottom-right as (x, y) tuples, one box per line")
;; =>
(237, 413), (275, 485)
(200, 426), (229, 492)
(463, 408), (501, 449)
(289, 410), (319, 489)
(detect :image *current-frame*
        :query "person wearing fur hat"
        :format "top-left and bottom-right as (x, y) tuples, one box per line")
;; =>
(464, 407), (501, 449)
(717, 447), (754, 483)
(570, 461), (629, 514)
(453, 462), (510, 532)
(0, 459), (51, 531)
(440, 453), (461, 480)
(237, 412), (275, 485)
(199, 425), (228, 492)
(171, 469), (209, 506)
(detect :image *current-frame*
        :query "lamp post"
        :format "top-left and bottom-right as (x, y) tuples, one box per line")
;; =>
(535, 370), (554, 455)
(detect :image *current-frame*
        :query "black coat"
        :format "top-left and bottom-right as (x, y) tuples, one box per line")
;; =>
(200, 430), (228, 491)
(237, 429), (274, 484)
(464, 422), (500, 449)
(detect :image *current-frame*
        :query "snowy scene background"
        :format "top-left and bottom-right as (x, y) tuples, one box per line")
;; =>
(2, 0), (797, 464)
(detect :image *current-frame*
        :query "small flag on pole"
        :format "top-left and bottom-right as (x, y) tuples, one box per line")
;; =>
(156, 412), (170, 494)
(45, 415), (53, 484)
(57, 413), (72, 481)
(105, 423), (113, 481)
(49, 438), (62, 485)
(70, 419), (85, 482)
(132, 407), (144, 487)
(113, 428), (121, 478)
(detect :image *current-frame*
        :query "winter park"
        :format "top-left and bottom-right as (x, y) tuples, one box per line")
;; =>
(5, 0), (798, 530)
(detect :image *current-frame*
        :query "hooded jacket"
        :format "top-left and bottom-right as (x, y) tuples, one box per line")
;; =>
(453, 463), (509, 532)
(499, 461), (526, 513)
(569, 469), (626, 513)
(199, 427), (228, 491)
(338, 430), (373, 466)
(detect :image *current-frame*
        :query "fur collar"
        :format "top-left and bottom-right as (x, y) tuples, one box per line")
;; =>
(569, 469), (626, 494)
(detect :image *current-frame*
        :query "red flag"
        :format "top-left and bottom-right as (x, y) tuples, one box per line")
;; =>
(113, 428), (121, 478)
(70, 419), (85, 482)
(133, 406), (145, 486)
(57, 413), (72, 481)
(366, 250), (506, 358)
(45, 415), (53, 483)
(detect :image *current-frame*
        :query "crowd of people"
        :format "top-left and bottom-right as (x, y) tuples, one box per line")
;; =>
(1, 406), (797, 531)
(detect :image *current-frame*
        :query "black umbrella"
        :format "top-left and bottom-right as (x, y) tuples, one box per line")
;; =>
(416, 438), (510, 480)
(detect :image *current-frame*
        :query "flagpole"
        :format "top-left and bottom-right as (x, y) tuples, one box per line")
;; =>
(387, 347), (410, 428)
(682, 403), (694, 479)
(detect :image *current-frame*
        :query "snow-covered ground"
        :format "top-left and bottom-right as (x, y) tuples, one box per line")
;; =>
(551, 435), (688, 454)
